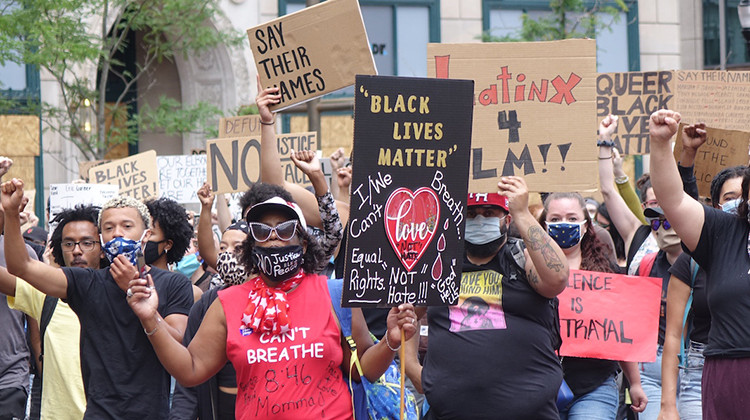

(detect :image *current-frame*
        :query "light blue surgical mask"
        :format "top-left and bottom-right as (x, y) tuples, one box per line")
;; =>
(546, 222), (583, 249)
(465, 215), (506, 245)
(721, 198), (741, 215)
(100, 231), (147, 265)
(175, 252), (201, 278)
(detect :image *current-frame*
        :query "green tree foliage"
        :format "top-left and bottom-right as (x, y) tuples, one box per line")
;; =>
(482, 0), (629, 42)
(0, 0), (242, 159)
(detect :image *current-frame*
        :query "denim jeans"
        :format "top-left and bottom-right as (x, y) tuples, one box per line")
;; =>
(559, 374), (618, 420)
(678, 341), (704, 420)
(639, 345), (663, 420)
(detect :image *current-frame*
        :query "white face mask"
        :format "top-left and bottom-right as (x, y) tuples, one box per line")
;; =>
(465, 215), (506, 245)
(721, 198), (741, 215)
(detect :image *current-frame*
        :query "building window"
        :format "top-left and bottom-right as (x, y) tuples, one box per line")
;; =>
(482, 0), (640, 72)
(703, 0), (747, 67)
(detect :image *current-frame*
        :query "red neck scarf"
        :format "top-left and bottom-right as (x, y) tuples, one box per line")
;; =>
(241, 271), (305, 335)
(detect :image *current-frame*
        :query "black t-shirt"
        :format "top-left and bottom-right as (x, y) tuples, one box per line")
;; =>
(639, 250), (672, 346)
(687, 205), (750, 358)
(422, 245), (562, 419)
(668, 252), (709, 344)
(562, 357), (618, 397)
(64, 266), (194, 419)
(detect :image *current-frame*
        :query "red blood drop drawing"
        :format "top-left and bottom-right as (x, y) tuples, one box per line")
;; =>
(437, 233), (446, 252)
(431, 254), (443, 280)
(443, 218), (449, 230)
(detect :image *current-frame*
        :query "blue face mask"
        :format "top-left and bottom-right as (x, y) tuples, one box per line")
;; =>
(721, 198), (741, 215)
(175, 252), (201, 278)
(546, 222), (583, 249)
(465, 215), (506, 245)
(100, 231), (146, 265)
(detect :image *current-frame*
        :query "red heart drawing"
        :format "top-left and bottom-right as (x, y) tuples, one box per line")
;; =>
(384, 187), (440, 271)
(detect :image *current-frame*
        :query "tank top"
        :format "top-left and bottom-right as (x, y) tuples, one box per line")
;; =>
(219, 273), (352, 419)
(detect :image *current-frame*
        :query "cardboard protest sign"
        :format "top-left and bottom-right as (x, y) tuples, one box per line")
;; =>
(88, 151), (158, 200)
(597, 72), (674, 155)
(673, 125), (750, 197)
(247, 0), (375, 111)
(79, 160), (110, 181)
(343, 75), (473, 307)
(219, 115), (262, 138)
(157, 155), (207, 204)
(675, 70), (750, 131)
(49, 183), (119, 223)
(277, 132), (318, 188)
(427, 39), (598, 193)
(558, 270), (661, 362)
(207, 132), (319, 194)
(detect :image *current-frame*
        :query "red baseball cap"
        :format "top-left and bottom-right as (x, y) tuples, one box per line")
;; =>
(467, 193), (509, 212)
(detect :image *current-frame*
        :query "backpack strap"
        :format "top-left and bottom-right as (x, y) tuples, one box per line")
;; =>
(638, 252), (657, 277)
(679, 259), (700, 366)
(327, 279), (366, 418)
(39, 295), (58, 363)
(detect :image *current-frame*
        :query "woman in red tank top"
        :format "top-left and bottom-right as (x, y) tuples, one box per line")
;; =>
(126, 195), (418, 420)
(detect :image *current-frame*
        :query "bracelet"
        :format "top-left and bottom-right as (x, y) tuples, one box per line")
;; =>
(597, 139), (616, 147)
(615, 175), (630, 184)
(260, 118), (276, 126)
(598, 157), (611, 160)
(144, 316), (161, 336)
(384, 333), (401, 352)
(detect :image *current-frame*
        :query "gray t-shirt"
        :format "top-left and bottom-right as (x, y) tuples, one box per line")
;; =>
(0, 235), (39, 391)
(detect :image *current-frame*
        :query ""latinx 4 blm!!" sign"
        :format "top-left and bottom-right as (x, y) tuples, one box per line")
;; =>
(427, 39), (598, 193)
(343, 75), (473, 308)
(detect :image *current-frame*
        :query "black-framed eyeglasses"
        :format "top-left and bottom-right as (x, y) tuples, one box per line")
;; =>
(61, 239), (98, 252)
(248, 220), (299, 242)
(649, 218), (671, 231)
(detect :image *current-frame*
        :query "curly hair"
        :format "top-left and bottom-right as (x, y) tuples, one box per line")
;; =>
(50, 205), (100, 267)
(99, 196), (151, 229)
(239, 183), (294, 219)
(710, 166), (745, 207)
(144, 197), (193, 265)
(541, 192), (617, 274)
(238, 222), (325, 276)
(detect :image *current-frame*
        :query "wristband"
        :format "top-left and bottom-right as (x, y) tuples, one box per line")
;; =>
(597, 139), (616, 147)
(144, 316), (161, 336)
(384, 332), (401, 352)
(260, 118), (276, 126)
(615, 175), (630, 184)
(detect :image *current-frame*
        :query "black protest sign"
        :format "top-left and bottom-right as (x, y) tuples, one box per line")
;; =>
(597, 71), (674, 155)
(343, 75), (473, 308)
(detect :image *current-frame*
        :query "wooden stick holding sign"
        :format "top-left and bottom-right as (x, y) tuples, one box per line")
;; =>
(247, 0), (375, 111)
(346, 74), (474, 419)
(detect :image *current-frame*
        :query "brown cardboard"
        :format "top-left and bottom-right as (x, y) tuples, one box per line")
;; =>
(207, 132), (319, 194)
(247, 0), (376, 111)
(673, 124), (750, 197)
(427, 40), (598, 193)
(218, 115), (262, 138)
(79, 160), (111, 181)
(0, 115), (39, 156)
(88, 150), (159, 200)
(597, 72), (674, 155)
(675, 71), (750, 131)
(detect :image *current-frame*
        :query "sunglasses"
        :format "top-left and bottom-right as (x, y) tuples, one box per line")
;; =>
(649, 218), (671, 231)
(249, 220), (299, 242)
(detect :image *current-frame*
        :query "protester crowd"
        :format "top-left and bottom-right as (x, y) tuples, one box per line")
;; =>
(0, 82), (745, 420)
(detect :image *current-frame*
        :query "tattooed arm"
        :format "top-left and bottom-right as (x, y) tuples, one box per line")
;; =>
(498, 176), (569, 298)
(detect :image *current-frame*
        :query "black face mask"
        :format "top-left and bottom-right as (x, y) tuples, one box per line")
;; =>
(252, 244), (304, 283)
(143, 240), (167, 265)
